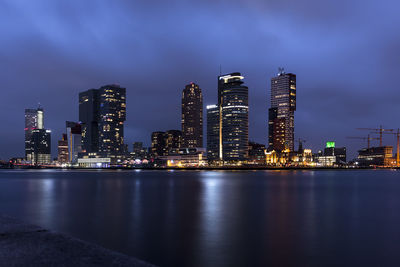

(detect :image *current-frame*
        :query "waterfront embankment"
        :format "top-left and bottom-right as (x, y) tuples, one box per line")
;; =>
(0, 215), (156, 267)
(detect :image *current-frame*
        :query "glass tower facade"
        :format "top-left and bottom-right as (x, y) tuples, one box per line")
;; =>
(218, 73), (249, 161)
(79, 85), (126, 162)
(206, 105), (220, 161)
(79, 89), (100, 153)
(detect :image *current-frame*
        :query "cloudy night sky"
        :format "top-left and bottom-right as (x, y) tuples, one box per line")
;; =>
(1, 0), (400, 160)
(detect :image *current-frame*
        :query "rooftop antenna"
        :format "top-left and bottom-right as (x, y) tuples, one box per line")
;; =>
(278, 67), (285, 76)
(219, 64), (222, 76)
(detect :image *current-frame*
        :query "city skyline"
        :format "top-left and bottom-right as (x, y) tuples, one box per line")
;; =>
(5, 70), (400, 161)
(1, 0), (400, 159)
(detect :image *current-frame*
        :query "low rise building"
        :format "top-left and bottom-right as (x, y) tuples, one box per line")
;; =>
(324, 142), (346, 165)
(159, 148), (206, 167)
(248, 142), (266, 165)
(316, 155), (336, 167)
(78, 153), (111, 168)
(357, 146), (394, 167)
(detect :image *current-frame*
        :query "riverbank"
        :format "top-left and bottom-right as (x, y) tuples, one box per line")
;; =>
(5, 165), (398, 170)
(0, 215), (155, 266)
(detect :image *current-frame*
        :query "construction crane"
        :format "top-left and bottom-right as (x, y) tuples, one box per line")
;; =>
(381, 129), (400, 167)
(347, 134), (380, 149)
(356, 125), (394, 146)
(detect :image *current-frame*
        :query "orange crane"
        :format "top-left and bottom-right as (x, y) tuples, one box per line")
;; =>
(347, 134), (380, 149)
(356, 125), (394, 146)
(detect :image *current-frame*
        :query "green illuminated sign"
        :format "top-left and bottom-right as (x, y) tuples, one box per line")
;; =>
(326, 141), (335, 148)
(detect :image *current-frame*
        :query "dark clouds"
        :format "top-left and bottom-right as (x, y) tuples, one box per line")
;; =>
(1, 0), (399, 159)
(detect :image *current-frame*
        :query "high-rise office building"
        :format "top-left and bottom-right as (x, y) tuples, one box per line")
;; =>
(98, 85), (126, 159)
(218, 73), (249, 161)
(181, 83), (203, 148)
(79, 84), (126, 162)
(24, 107), (44, 161)
(57, 134), (69, 164)
(268, 69), (296, 151)
(79, 89), (99, 153)
(206, 105), (220, 161)
(30, 129), (51, 165)
(66, 121), (82, 164)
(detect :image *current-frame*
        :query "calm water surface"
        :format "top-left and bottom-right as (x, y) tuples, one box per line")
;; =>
(0, 169), (400, 266)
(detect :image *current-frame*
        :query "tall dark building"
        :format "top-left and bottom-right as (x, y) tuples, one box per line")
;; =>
(268, 69), (296, 151)
(165, 130), (182, 155)
(248, 141), (266, 164)
(206, 104), (220, 161)
(79, 89), (99, 153)
(79, 85), (126, 161)
(30, 129), (51, 165)
(24, 107), (44, 161)
(181, 83), (203, 148)
(218, 73), (249, 161)
(133, 142), (143, 153)
(132, 142), (147, 159)
(151, 131), (166, 158)
(151, 130), (182, 158)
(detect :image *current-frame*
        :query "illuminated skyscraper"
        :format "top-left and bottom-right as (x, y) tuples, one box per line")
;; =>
(218, 73), (249, 161)
(98, 85), (126, 160)
(206, 105), (220, 161)
(181, 83), (203, 148)
(79, 85), (126, 162)
(24, 107), (44, 161)
(268, 69), (296, 151)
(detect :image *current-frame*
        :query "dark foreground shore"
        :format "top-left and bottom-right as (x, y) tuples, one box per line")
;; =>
(0, 215), (155, 267)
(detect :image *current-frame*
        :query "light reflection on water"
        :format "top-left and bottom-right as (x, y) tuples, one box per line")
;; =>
(1, 170), (400, 266)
